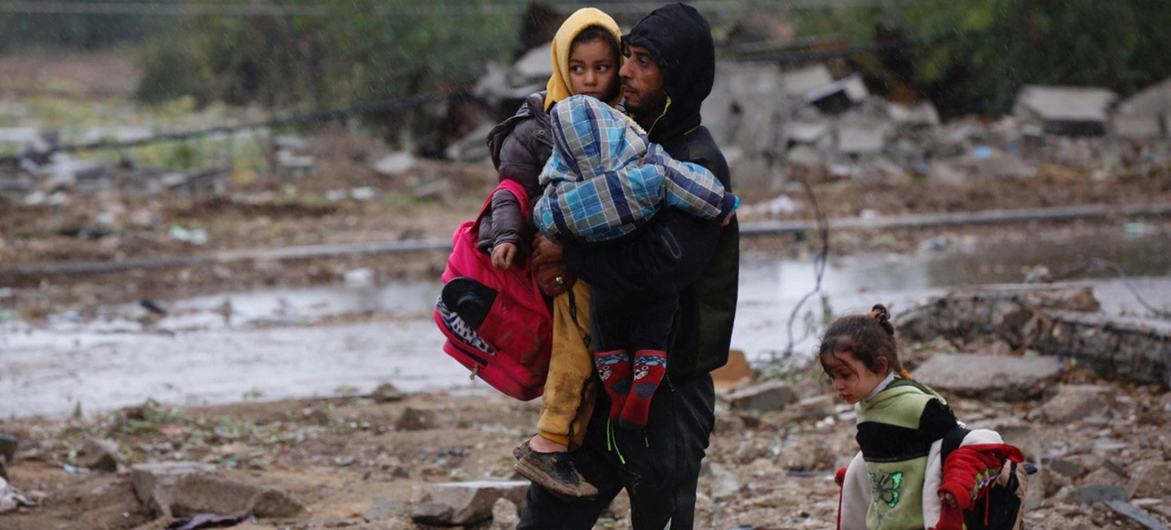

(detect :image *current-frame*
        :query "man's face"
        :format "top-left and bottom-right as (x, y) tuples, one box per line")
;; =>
(619, 44), (666, 119)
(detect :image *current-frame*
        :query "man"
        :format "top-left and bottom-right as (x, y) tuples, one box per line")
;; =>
(518, 4), (738, 528)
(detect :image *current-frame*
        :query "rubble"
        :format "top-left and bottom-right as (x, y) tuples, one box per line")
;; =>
(411, 480), (528, 526)
(1014, 86), (1117, 136)
(725, 380), (797, 412)
(131, 462), (304, 519)
(372, 152), (416, 177)
(913, 353), (1061, 401)
(1036, 385), (1112, 423)
(79, 437), (121, 472)
(490, 497), (520, 530)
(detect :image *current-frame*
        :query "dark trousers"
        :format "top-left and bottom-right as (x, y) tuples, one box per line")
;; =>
(590, 286), (679, 353)
(517, 373), (716, 530)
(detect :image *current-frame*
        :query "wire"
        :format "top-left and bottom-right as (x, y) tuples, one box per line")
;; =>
(779, 173), (830, 361)
(1051, 257), (1171, 320)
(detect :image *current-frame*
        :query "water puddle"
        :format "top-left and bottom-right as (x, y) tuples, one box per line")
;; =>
(3, 230), (1169, 418)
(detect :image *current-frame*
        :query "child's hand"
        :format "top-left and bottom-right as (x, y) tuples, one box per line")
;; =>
(491, 242), (517, 270)
(720, 211), (736, 227)
(938, 490), (958, 510)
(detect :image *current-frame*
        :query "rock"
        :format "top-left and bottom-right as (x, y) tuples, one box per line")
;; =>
(513, 43), (553, 80)
(370, 383), (404, 403)
(490, 497), (520, 530)
(707, 463), (740, 502)
(837, 121), (888, 155)
(1127, 460), (1171, 499)
(1112, 113), (1165, 141)
(372, 152), (416, 177)
(395, 407), (439, 431)
(787, 395), (835, 421)
(1037, 385), (1112, 423)
(1046, 457), (1088, 480)
(249, 487), (306, 518)
(913, 353), (1061, 401)
(1103, 500), (1170, 530)
(130, 462), (303, 518)
(411, 480), (528, 526)
(80, 438), (120, 472)
(1118, 76), (1171, 117)
(726, 381), (797, 412)
(781, 64), (834, 98)
(807, 74), (868, 114)
(1074, 484), (1128, 505)
(1014, 85), (1117, 136)
(131, 462), (218, 517)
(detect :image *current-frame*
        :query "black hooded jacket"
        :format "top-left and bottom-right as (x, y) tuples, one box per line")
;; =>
(564, 3), (739, 382)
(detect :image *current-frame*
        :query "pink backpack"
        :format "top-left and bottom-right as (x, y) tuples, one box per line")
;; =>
(433, 180), (552, 401)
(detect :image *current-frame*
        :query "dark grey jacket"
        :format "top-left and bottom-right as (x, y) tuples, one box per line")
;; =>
(477, 92), (552, 257)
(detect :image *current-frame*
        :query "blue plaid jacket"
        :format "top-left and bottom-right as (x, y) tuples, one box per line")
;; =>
(534, 95), (737, 243)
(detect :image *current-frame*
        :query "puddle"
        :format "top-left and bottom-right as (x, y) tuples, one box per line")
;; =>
(3, 231), (1169, 419)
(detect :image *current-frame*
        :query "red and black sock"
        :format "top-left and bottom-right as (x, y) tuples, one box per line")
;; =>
(593, 349), (631, 419)
(619, 349), (667, 429)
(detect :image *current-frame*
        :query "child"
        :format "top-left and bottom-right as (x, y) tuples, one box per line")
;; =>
(822, 305), (1028, 530)
(533, 94), (739, 429)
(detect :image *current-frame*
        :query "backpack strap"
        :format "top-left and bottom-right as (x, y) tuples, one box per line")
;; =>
(474, 179), (532, 230)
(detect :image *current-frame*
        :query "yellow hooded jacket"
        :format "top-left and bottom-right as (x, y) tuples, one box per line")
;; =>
(544, 7), (623, 111)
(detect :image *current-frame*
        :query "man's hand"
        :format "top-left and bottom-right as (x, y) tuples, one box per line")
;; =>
(490, 242), (517, 270)
(531, 234), (574, 296)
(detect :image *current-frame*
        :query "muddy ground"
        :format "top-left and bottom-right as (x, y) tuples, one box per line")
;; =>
(1, 363), (1169, 530)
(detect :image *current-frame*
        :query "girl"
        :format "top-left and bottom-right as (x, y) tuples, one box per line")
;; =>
(823, 305), (1026, 530)
(477, 7), (623, 500)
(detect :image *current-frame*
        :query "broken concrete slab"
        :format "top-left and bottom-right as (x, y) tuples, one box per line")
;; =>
(1113, 113), (1165, 141)
(913, 353), (1061, 401)
(1014, 85), (1117, 136)
(787, 395), (835, 421)
(512, 43), (553, 81)
(806, 74), (868, 114)
(80, 437), (120, 472)
(444, 124), (493, 162)
(725, 380), (797, 412)
(1118, 77), (1171, 116)
(130, 462), (303, 519)
(707, 462), (741, 502)
(363, 496), (406, 522)
(1036, 385), (1112, 423)
(411, 480), (528, 526)
(888, 101), (941, 127)
(837, 121), (888, 155)
(781, 64), (834, 98)
(1074, 484), (1128, 505)
(1104, 500), (1170, 530)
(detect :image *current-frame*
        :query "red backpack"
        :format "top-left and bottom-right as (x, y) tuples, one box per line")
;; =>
(433, 179), (552, 401)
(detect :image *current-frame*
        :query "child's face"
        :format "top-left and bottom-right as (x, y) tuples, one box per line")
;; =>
(823, 351), (889, 404)
(569, 39), (618, 102)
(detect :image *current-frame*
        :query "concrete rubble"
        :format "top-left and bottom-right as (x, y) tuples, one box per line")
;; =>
(913, 353), (1062, 401)
(410, 480), (528, 526)
(131, 461), (305, 519)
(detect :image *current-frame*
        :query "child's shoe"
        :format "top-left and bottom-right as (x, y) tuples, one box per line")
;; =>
(512, 440), (599, 499)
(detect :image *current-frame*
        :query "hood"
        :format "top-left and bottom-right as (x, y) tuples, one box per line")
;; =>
(623, 3), (715, 143)
(547, 94), (647, 180)
(544, 7), (623, 111)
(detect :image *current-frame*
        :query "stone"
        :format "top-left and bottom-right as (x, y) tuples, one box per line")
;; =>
(1074, 484), (1128, 505)
(788, 395), (835, 421)
(411, 480), (528, 526)
(1103, 500), (1170, 530)
(249, 487), (306, 518)
(1037, 385), (1112, 423)
(1112, 113), (1165, 140)
(372, 152), (416, 177)
(837, 122), (888, 155)
(806, 74), (868, 114)
(1013, 85), (1117, 136)
(513, 43), (552, 80)
(81, 437), (121, 472)
(395, 407), (439, 431)
(726, 380), (797, 412)
(1127, 460), (1171, 499)
(707, 463), (741, 502)
(130, 462), (303, 519)
(370, 382), (404, 403)
(1118, 77), (1171, 116)
(888, 101), (941, 127)
(490, 497), (520, 530)
(913, 353), (1061, 401)
(781, 64), (834, 98)
(1046, 457), (1088, 480)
